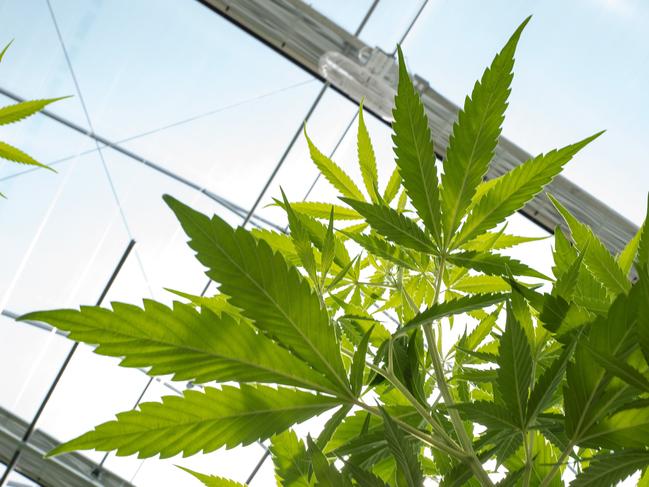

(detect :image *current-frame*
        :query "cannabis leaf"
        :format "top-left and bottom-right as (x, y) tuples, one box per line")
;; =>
(571, 451), (649, 486)
(165, 196), (350, 395)
(455, 133), (601, 248)
(49, 385), (341, 458)
(358, 102), (380, 202)
(270, 430), (312, 487)
(341, 197), (436, 253)
(178, 467), (245, 487)
(392, 46), (443, 248)
(21, 300), (338, 394)
(497, 304), (533, 427)
(550, 194), (630, 296)
(305, 129), (364, 200)
(0, 41), (67, 181)
(441, 17), (529, 248)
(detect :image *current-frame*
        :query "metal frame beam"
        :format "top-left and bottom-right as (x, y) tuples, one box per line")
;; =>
(0, 407), (134, 487)
(198, 0), (638, 254)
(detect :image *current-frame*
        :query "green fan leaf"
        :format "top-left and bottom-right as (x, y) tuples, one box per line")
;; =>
(178, 467), (245, 487)
(321, 207), (336, 280)
(441, 18), (528, 246)
(0, 40), (13, 62)
(464, 309), (500, 351)
(583, 407), (649, 449)
(526, 341), (575, 425)
(317, 405), (353, 450)
(0, 140), (54, 171)
(635, 267), (649, 366)
(452, 275), (511, 294)
(453, 401), (519, 430)
(283, 190), (318, 281)
(307, 436), (351, 487)
(270, 430), (312, 487)
(393, 47), (442, 247)
(342, 460), (389, 487)
(587, 346), (649, 393)
(617, 226), (642, 277)
(455, 133), (601, 248)
(383, 166), (401, 204)
(305, 129), (364, 200)
(342, 231), (416, 269)
(20, 300), (338, 394)
(379, 406), (423, 487)
(165, 196), (350, 395)
(340, 197), (436, 254)
(48, 385), (341, 458)
(281, 201), (362, 220)
(250, 228), (300, 265)
(563, 292), (637, 440)
(0, 97), (67, 126)
(550, 194), (630, 296)
(571, 450), (649, 487)
(461, 232), (545, 252)
(637, 194), (649, 268)
(164, 288), (243, 320)
(498, 303), (533, 427)
(447, 251), (549, 279)
(396, 293), (507, 337)
(351, 326), (372, 395)
(300, 212), (352, 267)
(358, 102), (380, 202)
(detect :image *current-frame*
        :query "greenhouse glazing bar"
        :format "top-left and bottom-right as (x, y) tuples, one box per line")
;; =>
(0, 405), (134, 487)
(198, 0), (639, 255)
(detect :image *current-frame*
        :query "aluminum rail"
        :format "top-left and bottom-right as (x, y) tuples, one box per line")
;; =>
(198, 0), (639, 254)
(0, 407), (134, 487)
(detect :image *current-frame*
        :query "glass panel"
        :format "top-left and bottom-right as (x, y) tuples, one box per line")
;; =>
(255, 88), (359, 227)
(0, 145), (129, 315)
(0, 316), (71, 422)
(403, 0), (649, 224)
(25, 0), (323, 214)
(35, 343), (150, 464)
(0, 2), (88, 129)
(304, 104), (396, 205)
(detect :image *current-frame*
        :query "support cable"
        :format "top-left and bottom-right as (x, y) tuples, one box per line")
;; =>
(45, 0), (154, 299)
(0, 86), (282, 233)
(0, 79), (314, 185)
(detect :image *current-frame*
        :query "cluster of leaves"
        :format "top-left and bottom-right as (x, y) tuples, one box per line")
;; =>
(0, 41), (63, 196)
(25, 18), (649, 486)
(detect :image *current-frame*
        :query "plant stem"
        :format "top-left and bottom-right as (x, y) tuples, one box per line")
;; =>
(424, 254), (494, 487)
(522, 431), (534, 487)
(340, 347), (461, 452)
(353, 400), (466, 459)
(522, 347), (539, 487)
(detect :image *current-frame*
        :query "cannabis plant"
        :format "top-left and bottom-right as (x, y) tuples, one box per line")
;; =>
(25, 18), (649, 486)
(0, 40), (63, 196)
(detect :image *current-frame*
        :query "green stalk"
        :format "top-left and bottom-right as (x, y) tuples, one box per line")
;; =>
(340, 347), (461, 452)
(522, 345), (538, 487)
(353, 400), (466, 459)
(423, 254), (494, 487)
(396, 254), (494, 486)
